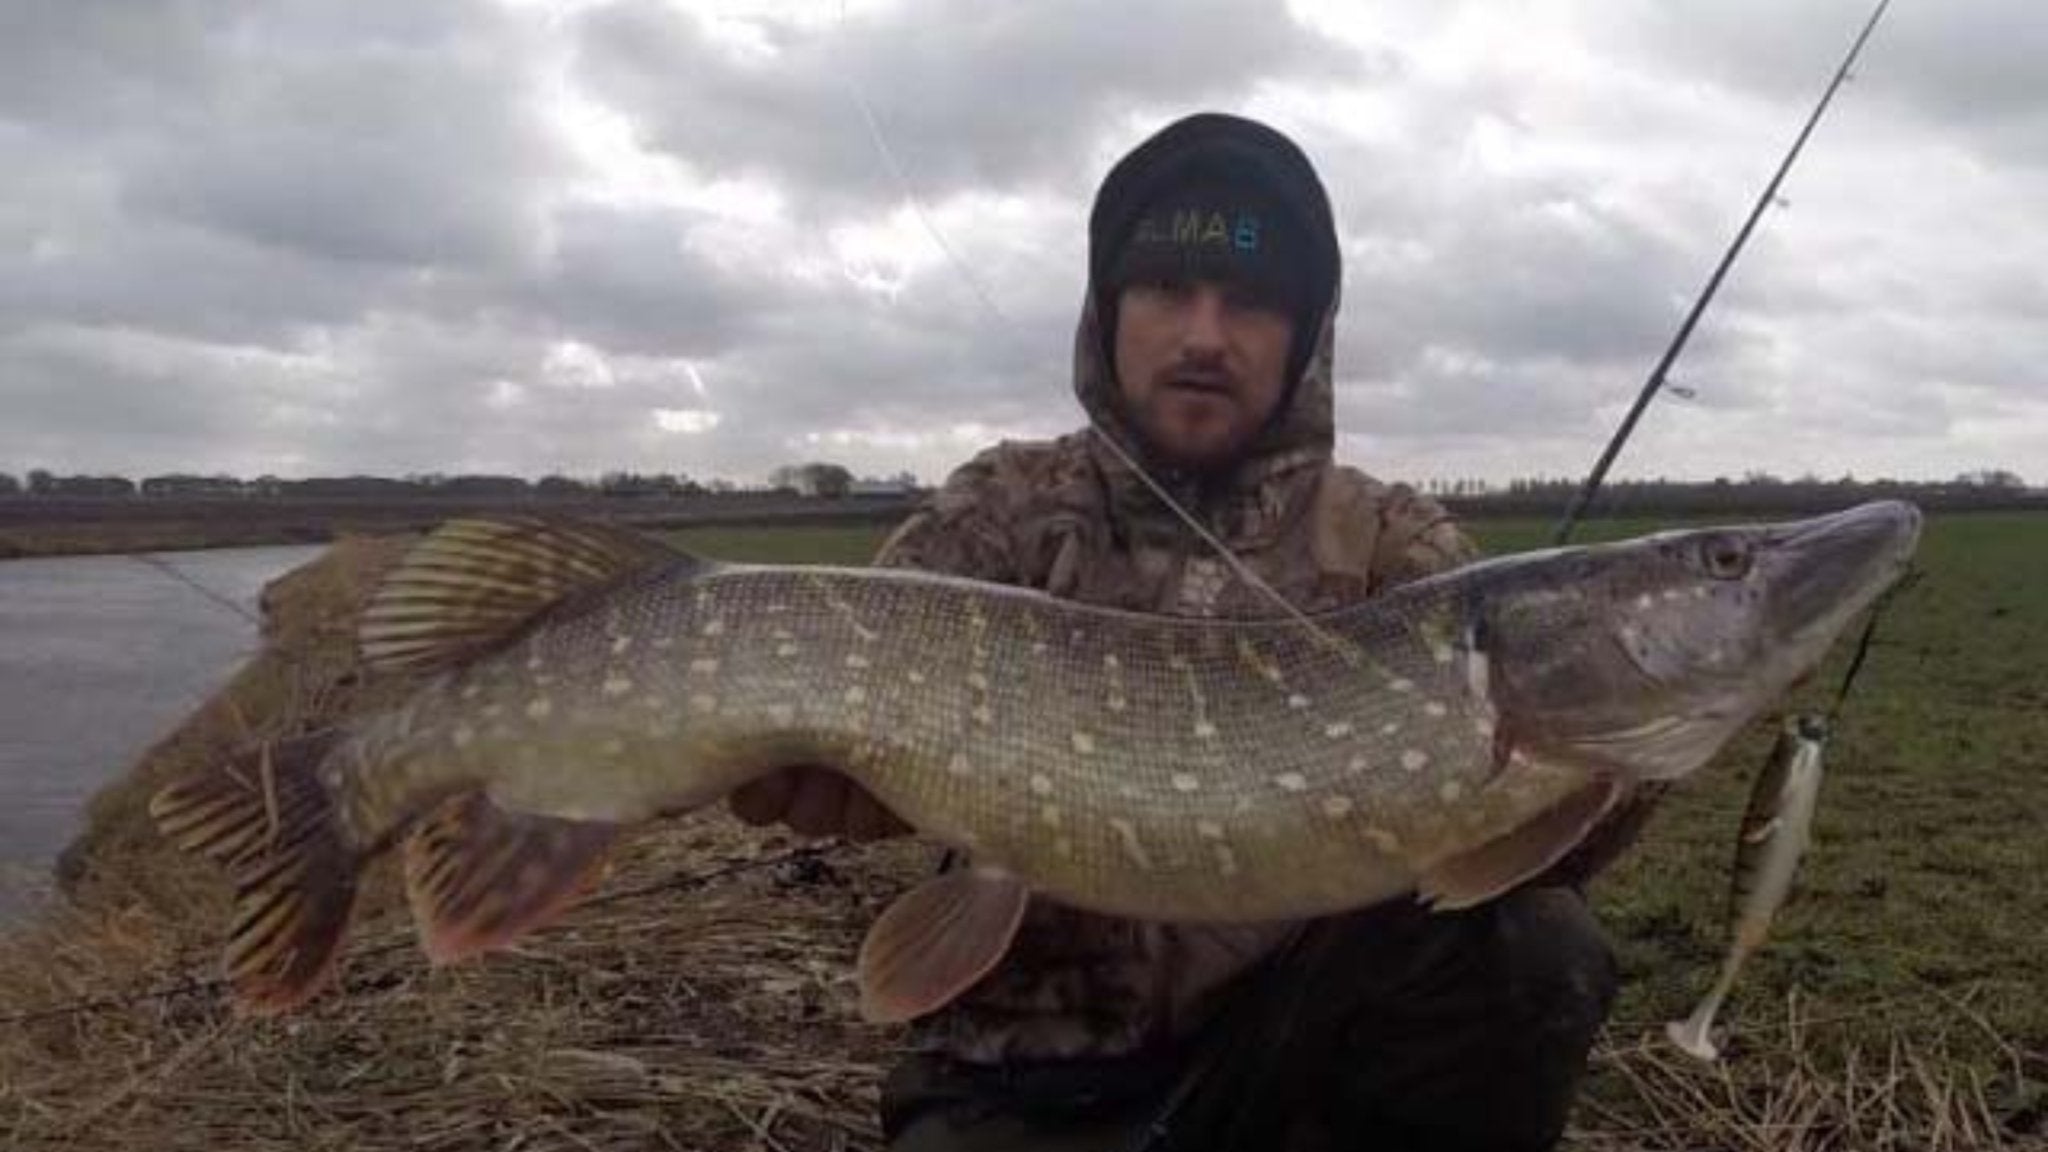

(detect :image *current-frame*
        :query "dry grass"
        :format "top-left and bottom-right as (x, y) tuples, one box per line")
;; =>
(4, 527), (2043, 1151)
(3, 816), (931, 1152)
(6, 838), (2039, 1152)
(1576, 993), (2045, 1151)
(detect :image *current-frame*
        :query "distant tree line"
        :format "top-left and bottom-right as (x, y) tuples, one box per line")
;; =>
(0, 464), (925, 501)
(0, 465), (2033, 513)
(1435, 468), (2037, 517)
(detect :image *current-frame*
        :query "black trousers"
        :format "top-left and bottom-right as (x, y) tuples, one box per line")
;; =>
(880, 885), (1617, 1152)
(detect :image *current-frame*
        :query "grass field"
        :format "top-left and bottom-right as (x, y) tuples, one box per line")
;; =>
(2, 508), (2042, 1149)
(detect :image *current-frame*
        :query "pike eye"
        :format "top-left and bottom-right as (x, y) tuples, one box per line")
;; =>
(1698, 535), (1753, 580)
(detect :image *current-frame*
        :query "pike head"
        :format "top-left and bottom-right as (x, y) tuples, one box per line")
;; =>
(1473, 500), (1920, 782)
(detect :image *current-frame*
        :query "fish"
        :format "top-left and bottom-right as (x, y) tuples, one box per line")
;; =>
(1665, 711), (1829, 1062)
(147, 500), (1920, 1022)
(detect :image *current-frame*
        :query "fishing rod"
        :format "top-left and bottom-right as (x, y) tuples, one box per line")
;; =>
(1550, 0), (1893, 546)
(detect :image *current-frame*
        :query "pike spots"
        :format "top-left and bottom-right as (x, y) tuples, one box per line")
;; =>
(602, 675), (635, 699)
(1320, 795), (1355, 819)
(1174, 656), (1215, 743)
(1273, 772), (1308, 793)
(1401, 749), (1430, 773)
(1236, 639), (1286, 687)
(1069, 730), (1097, 755)
(1196, 818), (1245, 874)
(688, 657), (720, 676)
(1463, 643), (1492, 704)
(812, 577), (881, 644)
(525, 698), (553, 721)
(1170, 772), (1202, 793)
(1102, 652), (1128, 714)
(964, 612), (996, 726)
(1107, 817), (1154, 871)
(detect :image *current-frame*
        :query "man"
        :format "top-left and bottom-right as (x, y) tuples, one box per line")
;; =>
(731, 112), (1619, 1151)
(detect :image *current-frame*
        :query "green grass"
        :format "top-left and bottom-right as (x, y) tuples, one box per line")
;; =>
(656, 509), (2048, 1112)
(657, 523), (892, 566)
(1576, 514), (2048, 1056)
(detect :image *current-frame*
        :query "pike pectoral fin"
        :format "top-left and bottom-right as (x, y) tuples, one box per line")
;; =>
(147, 731), (360, 1015)
(1418, 777), (1624, 911)
(359, 517), (694, 675)
(856, 867), (1029, 1024)
(403, 790), (619, 966)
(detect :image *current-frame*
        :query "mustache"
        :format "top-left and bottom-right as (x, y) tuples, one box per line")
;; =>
(1153, 359), (1237, 391)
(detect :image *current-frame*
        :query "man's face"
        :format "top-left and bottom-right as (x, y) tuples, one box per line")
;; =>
(1112, 276), (1296, 473)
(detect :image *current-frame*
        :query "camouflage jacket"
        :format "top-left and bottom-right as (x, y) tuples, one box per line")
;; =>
(867, 287), (1479, 1062)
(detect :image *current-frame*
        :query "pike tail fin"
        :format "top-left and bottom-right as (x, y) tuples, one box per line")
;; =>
(403, 790), (619, 966)
(148, 732), (361, 1015)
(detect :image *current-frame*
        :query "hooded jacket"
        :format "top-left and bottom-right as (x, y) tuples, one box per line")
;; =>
(864, 116), (1481, 1063)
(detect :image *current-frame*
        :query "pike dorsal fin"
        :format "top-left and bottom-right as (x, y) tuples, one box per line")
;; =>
(359, 517), (690, 675)
(1417, 776), (1624, 911)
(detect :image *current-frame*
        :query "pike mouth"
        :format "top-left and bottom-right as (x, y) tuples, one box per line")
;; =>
(1767, 500), (1921, 644)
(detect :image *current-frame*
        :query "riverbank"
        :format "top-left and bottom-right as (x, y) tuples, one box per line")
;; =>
(4, 515), (2043, 1149)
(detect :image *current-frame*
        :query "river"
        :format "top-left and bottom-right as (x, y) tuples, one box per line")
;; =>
(0, 544), (322, 924)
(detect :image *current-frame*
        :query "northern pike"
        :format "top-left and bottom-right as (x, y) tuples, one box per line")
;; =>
(1666, 712), (1830, 1061)
(149, 500), (1920, 1021)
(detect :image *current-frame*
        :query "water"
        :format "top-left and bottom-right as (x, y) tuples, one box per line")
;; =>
(0, 545), (322, 923)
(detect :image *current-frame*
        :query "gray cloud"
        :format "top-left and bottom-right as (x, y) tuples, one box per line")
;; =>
(571, 0), (1373, 218)
(0, 1), (2039, 490)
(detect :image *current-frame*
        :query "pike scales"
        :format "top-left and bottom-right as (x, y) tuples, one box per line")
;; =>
(360, 550), (1521, 923)
(150, 503), (1921, 1019)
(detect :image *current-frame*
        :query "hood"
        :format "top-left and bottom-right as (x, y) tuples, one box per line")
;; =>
(1070, 113), (1344, 532)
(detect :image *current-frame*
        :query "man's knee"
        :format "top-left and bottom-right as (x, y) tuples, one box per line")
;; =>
(1492, 884), (1619, 1046)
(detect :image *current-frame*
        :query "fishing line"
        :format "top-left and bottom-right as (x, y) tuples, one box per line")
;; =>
(122, 551), (262, 628)
(1826, 566), (1921, 722)
(831, 2), (1353, 658)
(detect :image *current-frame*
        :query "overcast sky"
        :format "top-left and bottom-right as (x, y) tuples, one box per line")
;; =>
(3, 0), (2041, 488)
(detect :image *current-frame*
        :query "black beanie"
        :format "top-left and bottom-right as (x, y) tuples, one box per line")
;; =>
(1089, 113), (1340, 388)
